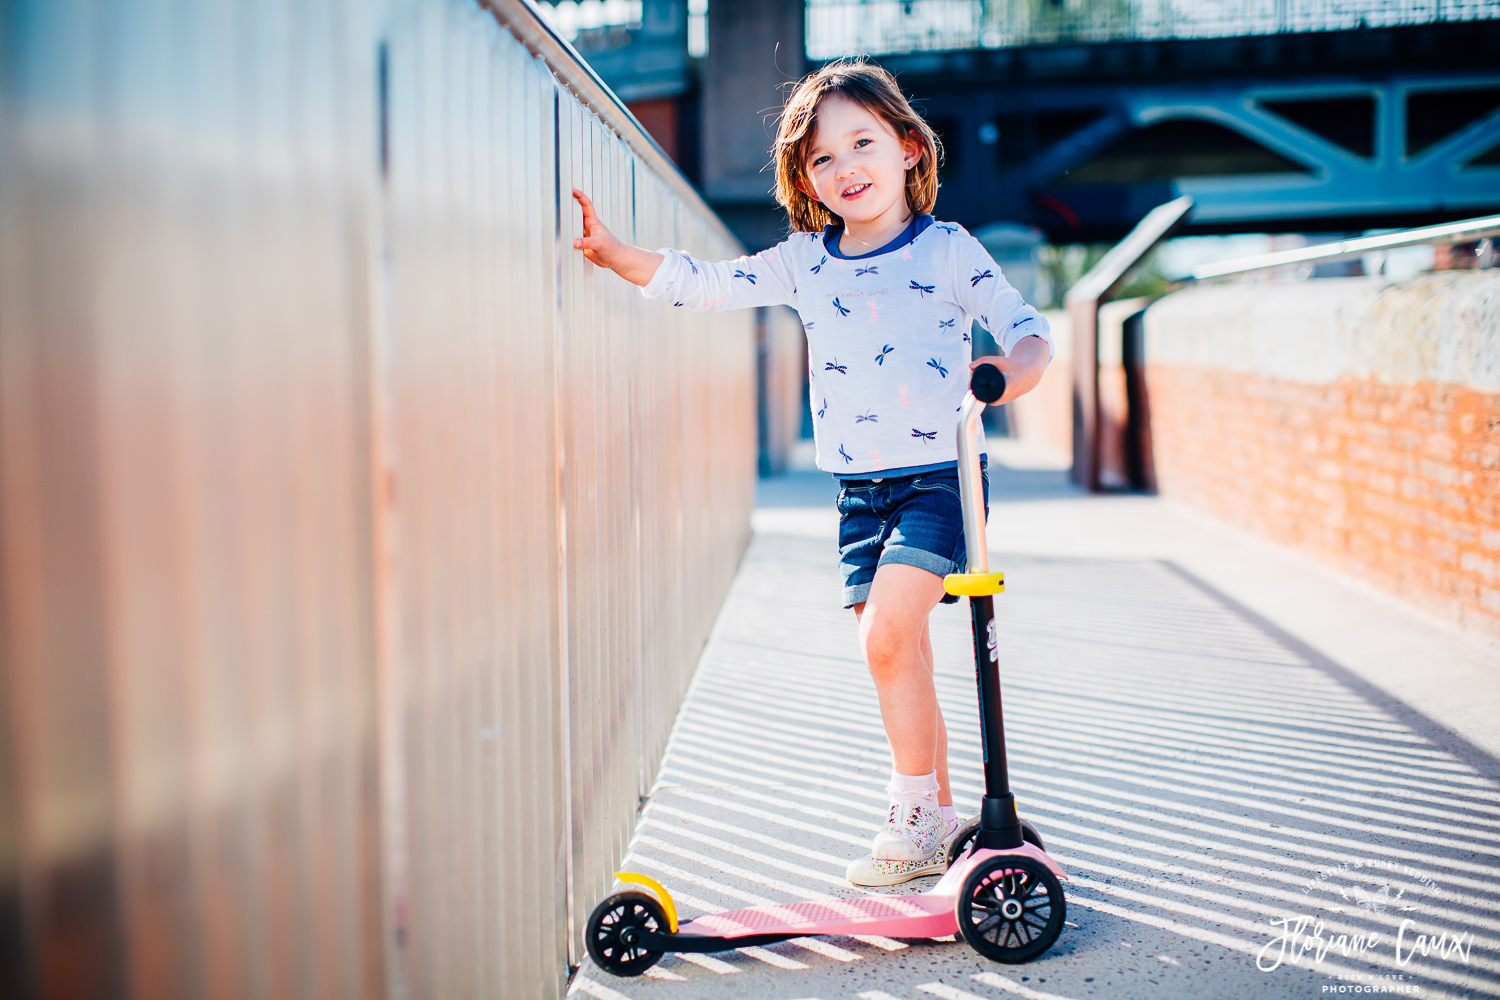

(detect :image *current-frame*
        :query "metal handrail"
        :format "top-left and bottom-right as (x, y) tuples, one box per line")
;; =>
(1065, 196), (1195, 305)
(484, 0), (744, 253)
(1191, 213), (1500, 280)
(1064, 195), (1193, 492)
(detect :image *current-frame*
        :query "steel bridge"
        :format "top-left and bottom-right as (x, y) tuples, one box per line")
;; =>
(877, 20), (1500, 240)
(541, 0), (1500, 246)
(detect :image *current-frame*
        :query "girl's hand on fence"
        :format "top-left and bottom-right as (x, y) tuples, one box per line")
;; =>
(572, 189), (663, 287)
(969, 335), (1050, 406)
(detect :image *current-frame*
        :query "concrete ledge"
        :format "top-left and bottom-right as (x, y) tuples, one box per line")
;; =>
(1143, 271), (1500, 639)
(1145, 271), (1500, 389)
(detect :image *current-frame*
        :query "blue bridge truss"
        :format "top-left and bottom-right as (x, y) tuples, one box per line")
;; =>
(869, 22), (1500, 239)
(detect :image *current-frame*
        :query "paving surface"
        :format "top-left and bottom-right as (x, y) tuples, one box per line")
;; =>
(573, 466), (1500, 1000)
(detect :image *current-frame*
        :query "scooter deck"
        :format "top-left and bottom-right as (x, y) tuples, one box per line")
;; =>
(645, 844), (1064, 952)
(676, 889), (956, 942)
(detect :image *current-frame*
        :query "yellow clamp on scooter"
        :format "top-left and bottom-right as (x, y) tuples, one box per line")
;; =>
(943, 571), (1005, 597)
(615, 872), (678, 933)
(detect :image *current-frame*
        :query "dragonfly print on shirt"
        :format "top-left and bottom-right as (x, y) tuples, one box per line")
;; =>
(734, 270), (757, 284)
(838, 444), (853, 464)
(911, 428), (937, 442)
(637, 221), (1052, 477)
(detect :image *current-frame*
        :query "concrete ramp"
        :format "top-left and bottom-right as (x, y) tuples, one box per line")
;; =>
(575, 467), (1500, 1000)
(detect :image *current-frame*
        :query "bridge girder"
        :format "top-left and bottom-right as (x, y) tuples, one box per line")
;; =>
(878, 25), (1500, 240)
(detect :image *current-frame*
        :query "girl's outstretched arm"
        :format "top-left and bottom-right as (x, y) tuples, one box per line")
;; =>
(580, 187), (798, 313)
(572, 189), (663, 286)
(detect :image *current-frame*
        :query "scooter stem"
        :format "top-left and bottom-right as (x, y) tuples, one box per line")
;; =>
(957, 364), (1024, 851)
(956, 393), (990, 574)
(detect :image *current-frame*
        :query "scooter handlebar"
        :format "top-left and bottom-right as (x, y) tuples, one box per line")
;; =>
(955, 366), (1002, 575)
(971, 363), (1006, 405)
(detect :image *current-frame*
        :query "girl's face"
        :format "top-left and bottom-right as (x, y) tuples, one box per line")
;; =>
(802, 94), (919, 229)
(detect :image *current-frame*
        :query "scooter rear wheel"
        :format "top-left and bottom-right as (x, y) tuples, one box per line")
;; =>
(956, 854), (1066, 964)
(585, 891), (667, 977)
(945, 816), (1045, 867)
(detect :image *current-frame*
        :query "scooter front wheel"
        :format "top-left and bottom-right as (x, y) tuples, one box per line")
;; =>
(945, 816), (1046, 867)
(956, 854), (1066, 964)
(585, 891), (667, 977)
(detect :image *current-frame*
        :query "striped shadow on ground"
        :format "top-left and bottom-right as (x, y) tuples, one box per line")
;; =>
(574, 533), (1500, 1000)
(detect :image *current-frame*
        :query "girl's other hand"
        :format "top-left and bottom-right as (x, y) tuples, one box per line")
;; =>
(571, 189), (664, 287)
(969, 334), (1050, 406)
(572, 189), (620, 266)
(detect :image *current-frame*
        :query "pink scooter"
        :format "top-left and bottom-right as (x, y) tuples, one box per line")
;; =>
(585, 364), (1067, 975)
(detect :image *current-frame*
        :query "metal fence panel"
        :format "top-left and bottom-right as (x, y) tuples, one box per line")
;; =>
(0, 0), (754, 997)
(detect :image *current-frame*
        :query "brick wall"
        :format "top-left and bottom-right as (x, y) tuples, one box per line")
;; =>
(1144, 270), (1500, 638)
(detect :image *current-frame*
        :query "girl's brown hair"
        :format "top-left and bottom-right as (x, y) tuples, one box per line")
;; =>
(773, 60), (942, 234)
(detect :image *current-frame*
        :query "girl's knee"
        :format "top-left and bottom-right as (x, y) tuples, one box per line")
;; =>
(861, 613), (922, 676)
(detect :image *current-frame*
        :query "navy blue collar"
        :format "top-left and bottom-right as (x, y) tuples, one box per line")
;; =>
(823, 214), (934, 260)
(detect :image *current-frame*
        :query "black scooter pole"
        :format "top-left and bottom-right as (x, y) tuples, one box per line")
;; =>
(958, 364), (1024, 851)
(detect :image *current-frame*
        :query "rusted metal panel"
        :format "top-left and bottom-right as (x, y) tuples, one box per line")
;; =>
(0, 1), (754, 998)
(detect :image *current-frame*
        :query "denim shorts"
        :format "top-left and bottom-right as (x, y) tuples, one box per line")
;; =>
(836, 462), (989, 608)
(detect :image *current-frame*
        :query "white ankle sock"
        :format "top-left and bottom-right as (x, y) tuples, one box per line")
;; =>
(887, 770), (940, 809)
(940, 804), (958, 829)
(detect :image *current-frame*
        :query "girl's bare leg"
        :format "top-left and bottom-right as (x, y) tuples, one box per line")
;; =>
(918, 617), (953, 807)
(853, 562), (949, 801)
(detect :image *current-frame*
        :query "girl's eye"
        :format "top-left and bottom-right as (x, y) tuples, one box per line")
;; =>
(854, 138), (871, 148)
(811, 155), (830, 167)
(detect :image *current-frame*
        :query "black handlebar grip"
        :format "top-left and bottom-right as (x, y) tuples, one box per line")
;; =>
(971, 363), (1006, 404)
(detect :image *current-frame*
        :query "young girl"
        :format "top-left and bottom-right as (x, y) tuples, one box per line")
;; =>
(572, 60), (1052, 886)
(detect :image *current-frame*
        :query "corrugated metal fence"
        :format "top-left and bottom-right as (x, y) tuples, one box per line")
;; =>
(0, 1), (756, 997)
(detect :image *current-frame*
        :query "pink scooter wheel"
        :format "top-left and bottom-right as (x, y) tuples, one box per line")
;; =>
(586, 891), (667, 977)
(956, 854), (1066, 963)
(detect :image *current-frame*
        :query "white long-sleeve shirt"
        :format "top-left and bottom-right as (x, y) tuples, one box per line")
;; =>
(641, 220), (1051, 476)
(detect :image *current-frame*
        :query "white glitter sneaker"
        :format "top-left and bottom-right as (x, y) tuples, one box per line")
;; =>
(845, 802), (947, 887)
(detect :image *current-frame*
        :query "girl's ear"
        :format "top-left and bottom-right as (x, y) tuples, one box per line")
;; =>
(794, 175), (822, 204)
(901, 135), (922, 171)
